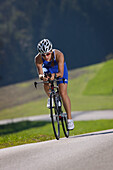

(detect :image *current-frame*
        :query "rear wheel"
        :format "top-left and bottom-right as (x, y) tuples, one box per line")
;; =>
(61, 114), (69, 138)
(50, 93), (60, 140)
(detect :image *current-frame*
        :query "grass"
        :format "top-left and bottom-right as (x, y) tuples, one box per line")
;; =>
(83, 59), (113, 95)
(0, 99), (48, 120)
(0, 79), (46, 111)
(0, 119), (113, 149)
(68, 73), (113, 111)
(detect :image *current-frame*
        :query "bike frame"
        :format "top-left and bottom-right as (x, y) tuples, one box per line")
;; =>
(34, 77), (69, 139)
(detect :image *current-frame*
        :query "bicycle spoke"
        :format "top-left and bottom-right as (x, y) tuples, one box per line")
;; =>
(50, 94), (60, 140)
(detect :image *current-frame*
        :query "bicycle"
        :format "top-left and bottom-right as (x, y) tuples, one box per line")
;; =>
(34, 76), (69, 140)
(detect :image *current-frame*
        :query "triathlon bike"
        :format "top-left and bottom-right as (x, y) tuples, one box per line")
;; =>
(34, 76), (69, 140)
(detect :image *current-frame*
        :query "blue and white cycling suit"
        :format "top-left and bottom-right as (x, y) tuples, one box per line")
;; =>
(42, 50), (68, 85)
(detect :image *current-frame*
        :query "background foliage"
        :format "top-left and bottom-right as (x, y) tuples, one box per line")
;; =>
(0, 0), (113, 86)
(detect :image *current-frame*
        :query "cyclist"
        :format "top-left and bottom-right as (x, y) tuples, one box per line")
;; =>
(35, 39), (74, 130)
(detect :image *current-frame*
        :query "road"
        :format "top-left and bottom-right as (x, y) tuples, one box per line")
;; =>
(0, 129), (113, 170)
(0, 110), (113, 125)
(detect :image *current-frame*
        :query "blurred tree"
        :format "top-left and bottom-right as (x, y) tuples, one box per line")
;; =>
(0, 0), (113, 86)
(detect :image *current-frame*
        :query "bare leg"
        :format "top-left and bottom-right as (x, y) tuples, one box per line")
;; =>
(44, 82), (72, 119)
(58, 83), (72, 119)
(44, 83), (50, 97)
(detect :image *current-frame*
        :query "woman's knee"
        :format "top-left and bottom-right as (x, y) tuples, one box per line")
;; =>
(60, 90), (67, 98)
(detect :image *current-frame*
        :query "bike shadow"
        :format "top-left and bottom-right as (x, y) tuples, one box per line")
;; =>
(70, 129), (113, 139)
(0, 120), (51, 136)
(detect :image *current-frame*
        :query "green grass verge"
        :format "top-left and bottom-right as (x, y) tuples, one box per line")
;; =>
(0, 119), (113, 149)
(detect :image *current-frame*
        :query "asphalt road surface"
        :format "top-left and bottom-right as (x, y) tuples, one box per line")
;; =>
(0, 129), (113, 170)
(0, 110), (113, 125)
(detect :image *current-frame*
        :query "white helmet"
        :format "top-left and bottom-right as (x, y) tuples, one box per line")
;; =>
(37, 39), (52, 54)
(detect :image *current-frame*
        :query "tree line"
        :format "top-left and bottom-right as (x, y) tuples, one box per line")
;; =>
(0, 0), (113, 86)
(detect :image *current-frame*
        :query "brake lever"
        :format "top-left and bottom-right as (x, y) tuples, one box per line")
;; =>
(34, 82), (37, 88)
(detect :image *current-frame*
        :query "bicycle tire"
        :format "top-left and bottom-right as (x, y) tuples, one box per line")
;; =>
(50, 93), (60, 140)
(61, 115), (69, 138)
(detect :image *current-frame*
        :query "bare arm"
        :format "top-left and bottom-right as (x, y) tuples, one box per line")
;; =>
(35, 54), (43, 74)
(55, 50), (64, 78)
(35, 54), (50, 81)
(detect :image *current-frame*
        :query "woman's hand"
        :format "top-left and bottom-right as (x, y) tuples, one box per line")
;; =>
(50, 73), (57, 80)
(50, 73), (55, 80)
(39, 74), (48, 81)
(43, 77), (48, 81)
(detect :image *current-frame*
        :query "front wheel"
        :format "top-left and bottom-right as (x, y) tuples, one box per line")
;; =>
(50, 94), (60, 140)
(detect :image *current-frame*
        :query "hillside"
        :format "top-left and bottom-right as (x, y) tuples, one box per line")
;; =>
(84, 59), (113, 95)
(0, 60), (113, 120)
(0, 65), (90, 111)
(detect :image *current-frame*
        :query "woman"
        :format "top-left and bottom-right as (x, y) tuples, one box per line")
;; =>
(35, 39), (74, 130)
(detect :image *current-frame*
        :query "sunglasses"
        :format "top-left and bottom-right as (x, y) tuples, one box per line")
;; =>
(42, 52), (51, 57)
